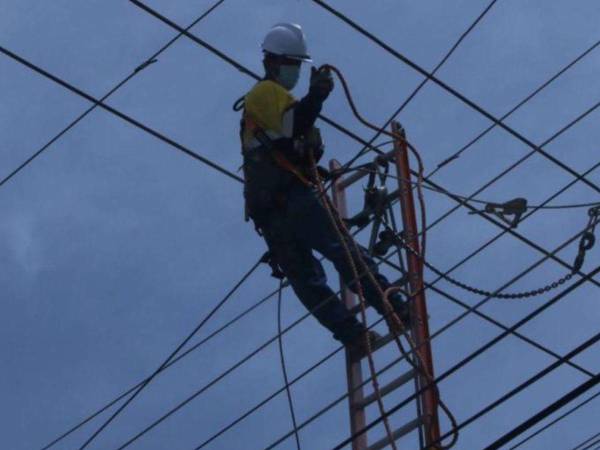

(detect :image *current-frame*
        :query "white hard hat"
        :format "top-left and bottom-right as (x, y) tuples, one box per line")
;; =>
(261, 23), (312, 62)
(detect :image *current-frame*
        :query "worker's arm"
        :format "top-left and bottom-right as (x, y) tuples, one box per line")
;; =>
(244, 75), (332, 163)
(286, 67), (334, 138)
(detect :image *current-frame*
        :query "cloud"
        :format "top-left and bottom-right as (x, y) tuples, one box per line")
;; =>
(2, 211), (43, 276)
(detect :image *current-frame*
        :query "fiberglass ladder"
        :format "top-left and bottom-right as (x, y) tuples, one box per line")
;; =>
(330, 122), (441, 450)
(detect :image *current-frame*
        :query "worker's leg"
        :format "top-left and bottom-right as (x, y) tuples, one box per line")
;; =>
(261, 212), (366, 344)
(287, 186), (408, 320)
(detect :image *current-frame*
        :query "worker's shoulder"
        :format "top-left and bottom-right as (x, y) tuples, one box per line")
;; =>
(245, 80), (294, 104)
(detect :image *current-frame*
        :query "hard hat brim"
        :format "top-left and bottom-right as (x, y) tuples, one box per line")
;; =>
(286, 55), (313, 63)
(263, 49), (312, 63)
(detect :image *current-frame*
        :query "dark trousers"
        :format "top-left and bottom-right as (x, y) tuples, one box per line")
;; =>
(259, 184), (402, 344)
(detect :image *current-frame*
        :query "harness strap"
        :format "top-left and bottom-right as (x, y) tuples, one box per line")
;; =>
(246, 117), (313, 187)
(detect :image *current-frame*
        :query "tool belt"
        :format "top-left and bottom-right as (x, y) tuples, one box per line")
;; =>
(241, 126), (324, 227)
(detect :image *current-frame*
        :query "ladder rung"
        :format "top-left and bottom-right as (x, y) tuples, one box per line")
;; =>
(373, 332), (396, 352)
(348, 303), (371, 315)
(366, 416), (424, 450)
(355, 369), (416, 409)
(349, 332), (396, 363)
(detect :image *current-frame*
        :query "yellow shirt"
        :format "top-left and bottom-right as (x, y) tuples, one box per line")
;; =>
(242, 80), (296, 149)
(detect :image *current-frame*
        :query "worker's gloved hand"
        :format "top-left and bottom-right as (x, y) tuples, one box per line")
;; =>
(316, 165), (331, 180)
(309, 66), (334, 101)
(305, 127), (324, 162)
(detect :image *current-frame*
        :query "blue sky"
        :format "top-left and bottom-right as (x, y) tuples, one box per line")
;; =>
(1, 1), (600, 449)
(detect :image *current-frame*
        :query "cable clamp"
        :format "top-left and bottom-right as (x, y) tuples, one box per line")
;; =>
(133, 58), (158, 74)
(470, 197), (527, 228)
(573, 206), (600, 273)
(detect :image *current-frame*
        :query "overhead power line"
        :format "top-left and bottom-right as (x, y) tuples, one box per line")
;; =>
(0, 0), (226, 191)
(74, 255), (263, 450)
(334, 0), (500, 175)
(125, 0), (600, 288)
(311, 0), (600, 196)
(263, 223), (599, 450)
(509, 389), (600, 449)
(568, 431), (600, 450)
(414, 98), (600, 266)
(124, 0), (600, 293)
(102, 140), (600, 449)
(198, 219), (597, 450)
(38, 280), (281, 450)
(197, 186), (600, 449)
(276, 283), (301, 450)
(9, 1), (596, 448)
(42, 160), (598, 450)
(353, 166), (600, 210)
(0, 45), (243, 184)
(126, 0), (409, 161)
(482, 371), (600, 450)
(428, 37), (600, 177)
(328, 264), (600, 450)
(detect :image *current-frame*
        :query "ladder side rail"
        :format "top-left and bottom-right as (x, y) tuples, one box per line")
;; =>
(392, 121), (442, 445)
(330, 159), (368, 450)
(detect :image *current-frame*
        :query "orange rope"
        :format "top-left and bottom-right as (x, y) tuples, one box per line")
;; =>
(314, 65), (458, 449)
(309, 152), (398, 450)
(321, 64), (427, 278)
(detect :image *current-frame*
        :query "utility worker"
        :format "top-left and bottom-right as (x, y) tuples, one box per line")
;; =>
(240, 23), (409, 352)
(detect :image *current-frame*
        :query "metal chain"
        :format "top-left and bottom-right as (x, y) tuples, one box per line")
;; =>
(395, 231), (574, 300)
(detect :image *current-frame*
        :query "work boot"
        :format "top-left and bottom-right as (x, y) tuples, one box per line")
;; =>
(348, 330), (383, 360)
(391, 300), (412, 331)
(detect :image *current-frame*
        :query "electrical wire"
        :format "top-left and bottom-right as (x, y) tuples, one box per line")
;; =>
(114, 249), (405, 450)
(377, 257), (594, 378)
(0, 45), (243, 184)
(124, 0), (600, 290)
(419, 97), (600, 242)
(40, 201), (406, 450)
(328, 263), (600, 450)
(41, 135), (599, 450)
(37, 282), (281, 450)
(112, 148), (600, 449)
(311, 0), (600, 197)
(10, 2), (596, 446)
(327, 0), (500, 185)
(308, 68), (460, 447)
(570, 433), (600, 450)
(427, 36), (600, 178)
(127, 0), (393, 164)
(2, 3), (596, 450)
(482, 373), (600, 450)
(350, 164), (600, 211)
(509, 390), (600, 449)
(276, 282), (301, 450)
(0, 0), (226, 191)
(194, 210), (597, 450)
(74, 255), (264, 450)
(420, 169), (600, 287)
(334, 35), (600, 215)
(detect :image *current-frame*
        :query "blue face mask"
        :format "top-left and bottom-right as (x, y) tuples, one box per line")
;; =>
(277, 65), (301, 90)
